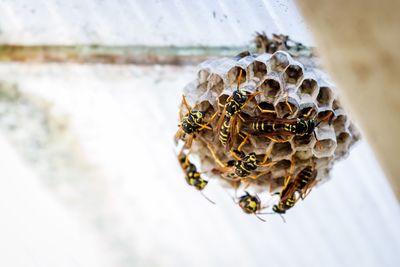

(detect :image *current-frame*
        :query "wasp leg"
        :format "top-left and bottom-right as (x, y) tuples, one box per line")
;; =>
(284, 160), (296, 184)
(238, 113), (246, 122)
(229, 149), (243, 161)
(257, 104), (276, 113)
(261, 143), (274, 164)
(313, 131), (323, 150)
(242, 91), (262, 110)
(303, 107), (314, 119)
(199, 110), (220, 131)
(285, 91), (294, 115)
(265, 135), (292, 143)
(237, 68), (244, 92)
(237, 134), (249, 152)
(205, 141), (225, 168)
(184, 134), (194, 150)
(316, 110), (334, 126)
(181, 94), (191, 112)
(248, 170), (272, 180)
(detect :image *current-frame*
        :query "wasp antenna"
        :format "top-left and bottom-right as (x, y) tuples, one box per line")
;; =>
(181, 94), (192, 112)
(313, 130), (319, 142)
(278, 214), (286, 223)
(201, 191), (216, 205)
(237, 68), (244, 93)
(255, 214), (266, 222)
(260, 212), (286, 223)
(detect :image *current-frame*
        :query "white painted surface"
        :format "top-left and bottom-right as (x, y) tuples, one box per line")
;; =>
(0, 134), (111, 267)
(0, 0), (314, 46)
(0, 63), (399, 267)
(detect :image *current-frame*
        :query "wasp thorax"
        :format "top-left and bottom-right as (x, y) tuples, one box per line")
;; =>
(188, 110), (205, 124)
(243, 152), (257, 163)
(232, 90), (248, 104)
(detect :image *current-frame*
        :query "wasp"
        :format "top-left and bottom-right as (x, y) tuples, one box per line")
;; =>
(178, 150), (215, 204)
(216, 68), (261, 150)
(175, 95), (218, 149)
(272, 163), (317, 214)
(237, 191), (268, 222)
(245, 109), (334, 143)
(286, 163), (318, 200)
(208, 136), (276, 184)
(272, 183), (297, 214)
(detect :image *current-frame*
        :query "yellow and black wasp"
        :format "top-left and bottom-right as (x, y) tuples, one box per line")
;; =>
(237, 191), (268, 222)
(178, 150), (215, 204)
(272, 182), (297, 215)
(244, 109), (335, 143)
(175, 95), (218, 149)
(272, 162), (317, 214)
(216, 68), (261, 150)
(286, 163), (318, 200)
(207, 137), (276, 185)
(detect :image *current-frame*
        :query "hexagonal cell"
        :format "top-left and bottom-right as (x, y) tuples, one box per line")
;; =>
(336, 131), (351, 145)
(236, 54), (257, 70)
(293, 135), (316, 150)
(207, 73), (224, 94)
(316, 86), (334, 107)
(270, 141), (293, 161)
(298, 105), (318, 119)
(316, 109), (335, 126)
(348, 122), (361, 143)
(332, 99), (341, 110)
(292, 149), (314, 161)
(313, 139), (337, 158)
(299, 78), (319, 98)
(313, 124), (337, 158)
(270, 51), (290, 71)
(315, 156), (334, 169)
(334, 132), (352, 158)
(333, 114), (348, 133)
(284, 64), (304, 85)
(250, 61), (268, 81)
(198, 69), (210, 84)
(259, 78), (282, 100)
(269, 159), (292, 179)
(269, 176), (286, 193)
(248, 135), (273, 155)
(217, 93), (230, 106)
(256, 101), (276, 115)
(227, 66), (247, 87)
(275, 94), (300, 118)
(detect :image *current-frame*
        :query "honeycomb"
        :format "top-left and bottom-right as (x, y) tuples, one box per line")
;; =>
(176, 50), (360, 199)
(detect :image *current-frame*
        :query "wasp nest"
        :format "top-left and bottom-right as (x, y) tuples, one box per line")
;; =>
(177, 49), (359, 198)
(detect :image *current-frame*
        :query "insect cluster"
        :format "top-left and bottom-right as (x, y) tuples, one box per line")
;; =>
(175, 44), (359, 221)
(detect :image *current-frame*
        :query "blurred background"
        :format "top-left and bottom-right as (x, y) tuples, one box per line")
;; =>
(0, 1), (399, 267)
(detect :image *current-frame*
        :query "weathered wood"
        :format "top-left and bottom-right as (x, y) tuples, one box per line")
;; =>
(297, 0), (400, 199)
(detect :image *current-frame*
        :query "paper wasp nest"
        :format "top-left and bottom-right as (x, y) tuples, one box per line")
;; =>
(179, 50), (359, 193)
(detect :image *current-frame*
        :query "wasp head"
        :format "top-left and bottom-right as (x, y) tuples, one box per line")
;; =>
(193, 178), (208, 191)
(307, 119), (316, 135)
(272, 204), (285, 214)
(243, 152), (257, 164)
